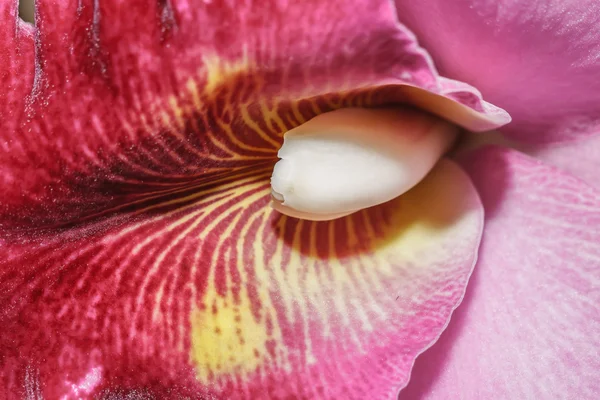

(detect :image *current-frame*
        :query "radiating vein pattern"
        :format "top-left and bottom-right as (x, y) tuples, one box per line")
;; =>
(0, 0), (507, 232)
(0, 161), (482, 399)
(0, 0), (496, 398)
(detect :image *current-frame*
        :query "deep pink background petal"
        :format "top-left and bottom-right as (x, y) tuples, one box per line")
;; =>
(395, 0), (600, 144)
(400, 146), (600, 399)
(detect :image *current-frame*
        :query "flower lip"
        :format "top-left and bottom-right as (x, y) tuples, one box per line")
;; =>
(269, 107), (458, 221)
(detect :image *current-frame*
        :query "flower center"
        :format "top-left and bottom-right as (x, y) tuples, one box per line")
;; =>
(270, 108), (458, 221)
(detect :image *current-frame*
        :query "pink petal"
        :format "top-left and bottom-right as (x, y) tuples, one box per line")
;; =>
(524, 132), (600, 190)
(0, 161), (482, 398)
(400, 146), (600, 399)
(0, 0), (508, 231)
(395, 0), (600, 144)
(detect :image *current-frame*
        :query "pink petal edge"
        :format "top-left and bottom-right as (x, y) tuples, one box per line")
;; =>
(400, 146), (600, 399)
(395, 0), (600, 144)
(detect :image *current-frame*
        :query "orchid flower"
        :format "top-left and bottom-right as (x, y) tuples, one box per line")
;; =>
(1, 0), (598, 399)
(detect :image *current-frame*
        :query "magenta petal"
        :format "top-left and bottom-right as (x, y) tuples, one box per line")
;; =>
(395, 0), (600, 144)
(0, 0), (508, 231)
(0, 162), (484, 398)
(400, 146), (600, 399)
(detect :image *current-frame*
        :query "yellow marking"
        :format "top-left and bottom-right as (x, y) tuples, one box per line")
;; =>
(251, 210), (292, 371)
(197, 182), (267, 240)
(289, 100), (307, 125)
(259, 99), (287, 134)
(303, 222), (332, 338)
(135, 181), (272, 357)
(185, 56), (279, 160)
(114, 174), (269, 292)
(154, 106), (217, 161)
(345, 215), (359, 248)
(238, 209), (288, 369)
(191, 188), (275, 384)
(350, 214), (388, 321)
(343, 217), (378, 331)
(309, 99), (322, 115)
(129, 169), (270, 219)
(168, 96), (186, 129)
(185, 161), (479, 385)
(287, 219), (316, 363)
(186, 79), (203, 109)
(268, 216), (296, 325)
(206, 129), (238, 158)
(94, 167), (269, 225)
(240, 105), (281, 150)
(220, 75), (238, 124)
(325, 223), (357, 337)
(360, 208), (376, 242)
(159, 109), (173, 128)
(203, 53), (250, 95)
(323, 94), (343, 110)
(190, 297), (270, 384)
(215, 118), (276, 154)
(135, 208), (208, 324)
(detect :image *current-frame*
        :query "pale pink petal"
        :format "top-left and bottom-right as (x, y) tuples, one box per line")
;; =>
(400, 146), (600, 399)
(524, 132), (600, 190)
(395, 0), (600, 144)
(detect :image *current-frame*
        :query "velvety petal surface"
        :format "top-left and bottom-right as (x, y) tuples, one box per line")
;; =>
(400, 146), (600, 400)
(1, 1), (505, 397)
(0, 0), (509, 232)
(0, 159), (483, 398)
(395, 0), (600, 144)
(524, 132), (600, 191)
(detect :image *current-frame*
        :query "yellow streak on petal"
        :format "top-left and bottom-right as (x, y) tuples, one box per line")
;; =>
(190, 297), (269, 384)
(186, 79), (202, 110)
(187, 161), (480, 387)
(240, 105), (281, 150)
(168, 96), (185, 129)
(375, 164), (474, 262)
(309, 99), (322, 115)
(323, 94), (343, 109)
(302, 223), (331, 338)
(203, 53), (250, 95)
(215, 117), (275, 154)
(259, 99), (288, 133)
(290, 101), (307, 125)
(191, 187), (274, 385)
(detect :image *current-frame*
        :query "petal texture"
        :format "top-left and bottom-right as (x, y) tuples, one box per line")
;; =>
(400, 146), (600, 400)
(524, 132), (600, 191)
(395, 0), (600, 144)
(0, 0), (508, 231)
(0, 160), (482, 399)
